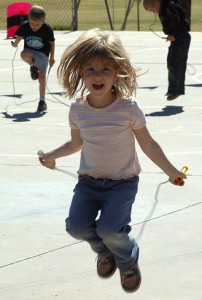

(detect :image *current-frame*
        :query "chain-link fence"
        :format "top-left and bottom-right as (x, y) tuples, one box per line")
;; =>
(1, 0), (143, 32)
(1, 1), (200, 33)
(75, 0), (141, 31)
(1, 0), (73, 31)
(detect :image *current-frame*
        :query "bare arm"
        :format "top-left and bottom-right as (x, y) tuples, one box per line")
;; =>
(49, 41), (55, 67)
(134, 126), (187, 185)
(39, 128), (83, 169)
(12, 36), (22, 48)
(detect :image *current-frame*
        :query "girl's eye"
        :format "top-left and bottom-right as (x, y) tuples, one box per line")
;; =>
(85, 68), (94, 73)
(103, 67), (111, 72)
(83, 66), (113, 75)
(102, 68), (110, 73)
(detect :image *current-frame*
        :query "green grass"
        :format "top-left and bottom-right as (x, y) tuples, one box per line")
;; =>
(77, 0), (202, 31)
(1, 0), (202, 31)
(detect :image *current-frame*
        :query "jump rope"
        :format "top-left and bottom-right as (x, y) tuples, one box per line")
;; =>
(5, 44), (69, 114)
(1, 34), (199, 269)
(0, 146), (199, 269)
(1, 163), (200, 270)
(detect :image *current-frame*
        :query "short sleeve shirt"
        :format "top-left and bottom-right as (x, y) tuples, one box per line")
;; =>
(15, 21), (55, 56)
(69, 96), (146, 180)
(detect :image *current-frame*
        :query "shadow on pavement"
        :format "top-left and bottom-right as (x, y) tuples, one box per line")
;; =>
(1, 111), (46, 122)
(145, 105), (184, 117)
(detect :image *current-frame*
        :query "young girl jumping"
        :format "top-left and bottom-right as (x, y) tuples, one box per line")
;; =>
(38, 30), (186, 293)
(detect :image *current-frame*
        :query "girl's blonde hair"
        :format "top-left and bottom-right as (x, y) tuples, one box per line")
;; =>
(57, 30), (137, 99)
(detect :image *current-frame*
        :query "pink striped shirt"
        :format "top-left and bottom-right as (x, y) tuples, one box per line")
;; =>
(69, 96), (146, 180)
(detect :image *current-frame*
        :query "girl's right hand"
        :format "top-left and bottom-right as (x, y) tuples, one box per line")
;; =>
(38, 154), (56, 169)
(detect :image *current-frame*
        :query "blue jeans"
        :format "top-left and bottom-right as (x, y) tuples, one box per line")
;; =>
(66, 174), (139, 272)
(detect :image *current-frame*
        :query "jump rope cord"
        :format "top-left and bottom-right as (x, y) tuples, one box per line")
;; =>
(5, 52), (69, 114)
(11, 46), (18, 96)
(135, 179), (168, 241)
(149, 14), (163, 39)
(46, 67), (69, 107)
(4, 46), (23, 113)
(5, 46), (39, 113)
(1, 176), (201, 269)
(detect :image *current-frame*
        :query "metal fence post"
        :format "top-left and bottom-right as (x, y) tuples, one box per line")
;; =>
(72, 0), (78, 31)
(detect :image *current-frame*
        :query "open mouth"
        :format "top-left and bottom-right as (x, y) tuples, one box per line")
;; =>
(93, 83), (104, 90)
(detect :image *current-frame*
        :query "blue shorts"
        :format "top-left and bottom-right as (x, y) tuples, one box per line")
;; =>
(23, 48), (49, 72)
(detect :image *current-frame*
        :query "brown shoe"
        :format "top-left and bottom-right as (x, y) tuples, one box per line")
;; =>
(30, 66), (39, 80)
(97, 254), (117, 278)
(120, 261), (141, 292)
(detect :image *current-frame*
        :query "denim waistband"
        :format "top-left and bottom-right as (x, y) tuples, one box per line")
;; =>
(78, 174), (138, 182)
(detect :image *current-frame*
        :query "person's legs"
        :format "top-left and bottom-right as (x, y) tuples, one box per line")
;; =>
(21, 50), (39, 80)
(96, 175), (141, 292)
(167, 42), (177, 95)
(37, 70), (47, 111)
(175, 33), (191, 94)
(38, 71), (46, 99)
(66, 175), (110, 255)
(25, 50), (48, 111)
(96, 176), (139, 272)
(166, 33), (191, 100)
(21, 50), (33, 65)
(66, 175), (139, 267)
(66, 175), (141, 292)
(66, 176), (116, 278)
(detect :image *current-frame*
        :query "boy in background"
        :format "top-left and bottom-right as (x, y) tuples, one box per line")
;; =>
(12, 5), (55, 111)
(143, 0), (191, 101)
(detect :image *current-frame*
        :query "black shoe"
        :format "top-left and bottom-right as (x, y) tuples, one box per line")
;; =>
(30, 66), (39, 80)
(120, 261), (141, 293)
(37, 100), (47, 112)
(165, 92), (174, 97)
(97, 254), (117, 278)
(167, 93), (183, 101)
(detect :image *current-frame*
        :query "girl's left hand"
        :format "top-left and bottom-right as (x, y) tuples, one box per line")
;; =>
(169, 172), (187, 186)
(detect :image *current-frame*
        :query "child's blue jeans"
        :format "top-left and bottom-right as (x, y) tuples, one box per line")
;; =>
(66, 174), (139, 273)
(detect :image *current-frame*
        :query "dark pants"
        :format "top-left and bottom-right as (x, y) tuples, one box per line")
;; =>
(167, 32), (191, 95)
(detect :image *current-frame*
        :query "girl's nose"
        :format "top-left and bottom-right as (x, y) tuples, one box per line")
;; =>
(94, 70), (102, 77)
